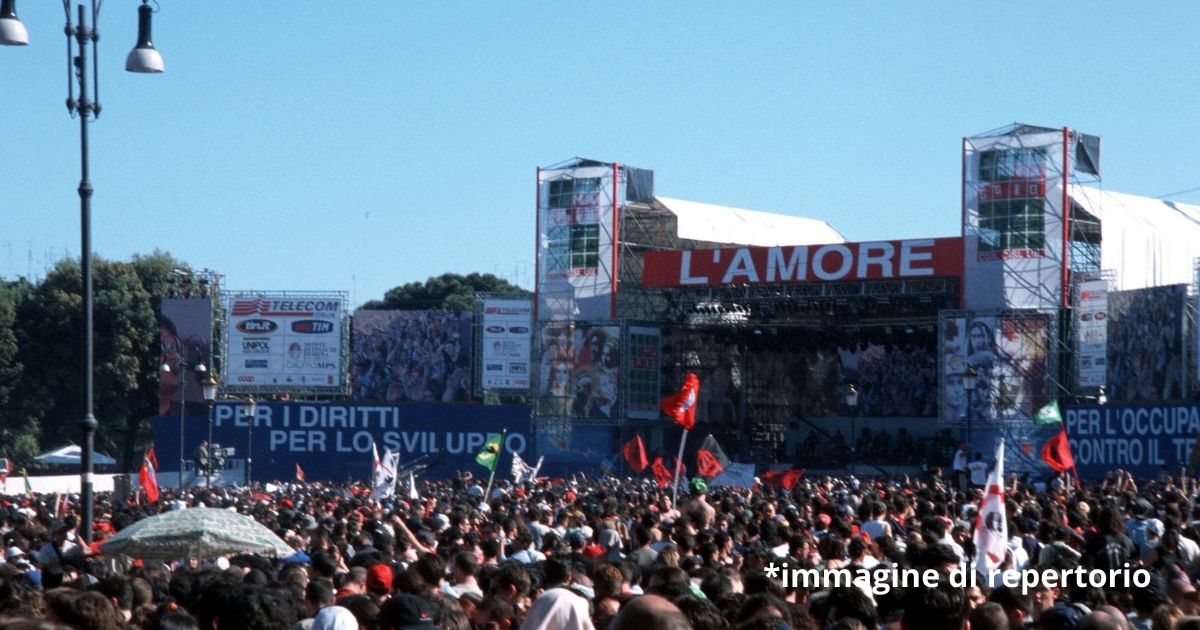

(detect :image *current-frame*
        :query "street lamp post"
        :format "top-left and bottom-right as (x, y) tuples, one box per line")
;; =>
(964, 365), (977, 452)
(846, 384), (859, 472)
(1, 0), (164, 544)
(201, 372), (218, 488)
(245, 397), (257, 487)
(162, 359), (206, 489)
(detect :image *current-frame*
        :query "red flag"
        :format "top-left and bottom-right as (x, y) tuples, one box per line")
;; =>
(762, 469), (804, 490)
(623, 436), (649, 473)
(661, 373), (700, 430)
(139, 448), (160, 504)
(1041, 430), (1075, 473)
(295, 463), (306, 482)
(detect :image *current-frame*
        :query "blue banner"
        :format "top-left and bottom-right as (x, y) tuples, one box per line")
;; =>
(154, 402), (533, 483)
(1065, 403), (1200, 479)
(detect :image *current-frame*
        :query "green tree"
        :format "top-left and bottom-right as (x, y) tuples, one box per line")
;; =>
(363, 273), (530, 311)
(0, 279), (40, 463)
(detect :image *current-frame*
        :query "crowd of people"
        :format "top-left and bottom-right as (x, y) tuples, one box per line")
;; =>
(4, 464), (1200, 630)
(351, 311), (473, 403)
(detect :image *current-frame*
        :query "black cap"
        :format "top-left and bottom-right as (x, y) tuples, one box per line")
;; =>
(379, 594), (437, 630)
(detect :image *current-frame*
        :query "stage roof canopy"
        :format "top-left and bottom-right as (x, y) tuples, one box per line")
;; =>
(654, 196), (845, 248)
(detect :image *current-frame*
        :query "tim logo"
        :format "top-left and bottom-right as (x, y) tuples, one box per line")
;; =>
(291, 320), (334, 334)
(231, 299), (268, 316)
(510, 363), (527, 374)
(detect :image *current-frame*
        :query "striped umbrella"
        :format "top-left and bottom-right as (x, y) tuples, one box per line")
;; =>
(99, 507), (292, 560)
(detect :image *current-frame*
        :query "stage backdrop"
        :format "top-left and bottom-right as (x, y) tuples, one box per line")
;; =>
(154, 402), (532, 483)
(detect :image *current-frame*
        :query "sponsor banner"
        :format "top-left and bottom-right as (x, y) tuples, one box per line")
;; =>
(1066, 403), (1200, 479)
(351, 310), (473, 402)
(627, 326), (662, 419)
(941, 312), (1050, 424)
(1107, 285), (1187, 402)
(536, 164), (622, 321)
(1075, 280), (1108, 388)
(535, 323), (620, 420)
(641, 237), (964, 288)
(159, 299), (214, 416)
(480, 299), (533, 391)
(227, 296), (345, 389)
(963, 130), (1067, 309)
(154, 402), (533, 481)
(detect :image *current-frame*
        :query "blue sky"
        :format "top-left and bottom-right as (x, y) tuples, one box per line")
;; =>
(4, 2), (1199, 307)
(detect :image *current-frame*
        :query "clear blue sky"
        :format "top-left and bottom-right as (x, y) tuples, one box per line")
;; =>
(4, 2), (1199, 307)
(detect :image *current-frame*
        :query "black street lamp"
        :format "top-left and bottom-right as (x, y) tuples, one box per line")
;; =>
(963, 365), (977, 452)
(201, 372), (218, 488)
(1, 0), (164, 544)
(846, 384), (859, 471)
(245, 397), (257, 487)
(162, 359), (205, 489)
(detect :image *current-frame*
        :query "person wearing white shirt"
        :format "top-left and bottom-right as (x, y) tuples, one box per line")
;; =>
(967, 454), (989, 487)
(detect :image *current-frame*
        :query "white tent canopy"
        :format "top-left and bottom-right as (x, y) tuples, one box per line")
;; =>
(34, 444), (116, 466)
(654, 196), (845, 247)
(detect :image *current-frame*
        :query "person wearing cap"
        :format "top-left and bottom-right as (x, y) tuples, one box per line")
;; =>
(683, 478), (715, 529)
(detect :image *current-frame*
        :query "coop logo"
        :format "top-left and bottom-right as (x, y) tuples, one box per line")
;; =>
(291, 319), (334, 334)
(242, 338), (271, 353)
(486, 326), (506, 333)
(244, 359), (269, 369)
(508, 326), (529, 334)
(237, 375), (256, 382)
(236, 319), (278, 334)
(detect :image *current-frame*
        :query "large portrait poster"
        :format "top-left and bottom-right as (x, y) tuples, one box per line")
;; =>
(535, 323), (621, 420)
(159, 299), (213, 416)
(942, 312), (1049, 423)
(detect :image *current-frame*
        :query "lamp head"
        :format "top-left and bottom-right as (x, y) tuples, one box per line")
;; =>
(201, 372), (219, 402)
(0, 0), (28, 46)
(845, 383), (859, 407)
(125, 2), (163, 73)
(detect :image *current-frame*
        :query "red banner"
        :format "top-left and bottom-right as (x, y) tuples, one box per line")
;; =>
(641, 237), (963, 288)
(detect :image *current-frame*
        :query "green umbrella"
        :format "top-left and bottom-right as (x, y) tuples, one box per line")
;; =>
(99, 507), (293, 560)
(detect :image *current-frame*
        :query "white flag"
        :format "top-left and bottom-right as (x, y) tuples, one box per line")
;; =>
(973, 439), (1007, 575)
(408, 472), (419, 500)
(373, 447), (399, 500)
(531, 456), (544, 481)
(511, 452), (534, 484)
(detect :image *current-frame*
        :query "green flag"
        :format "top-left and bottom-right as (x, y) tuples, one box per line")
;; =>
(476, 434), (504, 471)
(1034, 400), (1062, 426)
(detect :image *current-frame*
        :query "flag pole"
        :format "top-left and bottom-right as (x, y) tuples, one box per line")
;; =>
(671, 429), (689, 509)
(484, 429), (506, 502)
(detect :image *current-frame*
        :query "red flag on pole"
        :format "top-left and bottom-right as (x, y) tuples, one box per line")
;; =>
(139, 448), (160, 504)
(295, 463), (306, 482)
(661, 373), (700, 430)
(1041, 430), (1075, 473)
(623, 436), (649, 473)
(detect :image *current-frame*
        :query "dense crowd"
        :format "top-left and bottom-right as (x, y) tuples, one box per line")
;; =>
(3, 465), (1200, 630)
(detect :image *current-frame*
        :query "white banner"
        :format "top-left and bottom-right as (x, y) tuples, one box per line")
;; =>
(1076, 280), (1108, 388)
(226, 295), (345, 389)
(480, 299), (533, 390)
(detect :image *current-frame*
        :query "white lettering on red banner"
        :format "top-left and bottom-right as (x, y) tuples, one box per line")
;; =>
(641, 238), (964, 288)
